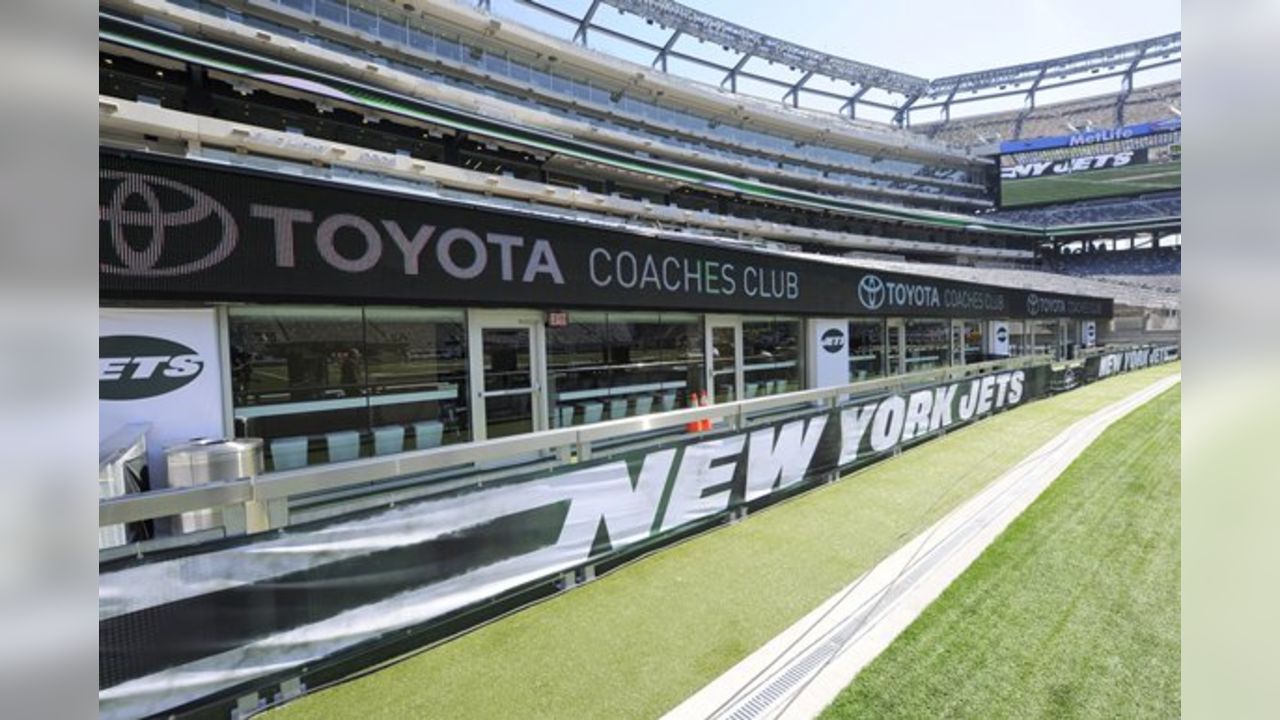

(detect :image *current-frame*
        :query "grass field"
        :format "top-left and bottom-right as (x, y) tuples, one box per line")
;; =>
(1002, 159), (1181, 207)
(267, 363), (1181, 720)
(822, 384), (1180, 719)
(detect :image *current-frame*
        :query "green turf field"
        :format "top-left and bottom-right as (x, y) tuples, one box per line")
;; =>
(267, 363), (1181, 720)
(1001, 159), (1181, 207)
(821, 383), (1180, 719)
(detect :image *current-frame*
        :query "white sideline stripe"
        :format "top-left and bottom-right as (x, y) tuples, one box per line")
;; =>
(665, 373), (1181, 720)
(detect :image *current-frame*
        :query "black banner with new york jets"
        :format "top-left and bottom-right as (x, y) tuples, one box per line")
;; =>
(1082, 344), (1180, 382)
(98, 365), (1049, 718)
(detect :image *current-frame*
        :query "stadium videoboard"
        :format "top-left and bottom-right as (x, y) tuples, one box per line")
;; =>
(997, 118), (1181, 208)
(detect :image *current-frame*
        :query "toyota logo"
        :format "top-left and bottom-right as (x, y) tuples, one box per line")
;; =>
(1026, 293), (1040, 316)
(857, 274), (885, 310)
(100, 171), (238, 276)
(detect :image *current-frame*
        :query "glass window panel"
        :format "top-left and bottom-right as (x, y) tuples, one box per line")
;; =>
(435, 37), (460, 60)
(229, 306), (475, 470)
(363, 308), (469, 446)
(742, 317), (801, 397)
(408, 28), (434, 53)
(905, 319), (949, 372)
(481, 328), (531, 391)
(848, 320), (885, 382)
(377, 13), (406, 44)
(711, 326), (737, 404)
(486, 394), (532, 439)
(547, 312), (608, 427)
(546, 312), (703, 426)
(1007, 320), (1028, 356)
(963, 321), (985, 365)
(348, 6), (377, 34)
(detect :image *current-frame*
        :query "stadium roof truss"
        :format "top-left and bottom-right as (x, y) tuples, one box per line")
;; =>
(482, 0), (1180, 126)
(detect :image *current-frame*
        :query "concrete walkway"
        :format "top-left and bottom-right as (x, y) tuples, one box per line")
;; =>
(664, 373), (1182, 720)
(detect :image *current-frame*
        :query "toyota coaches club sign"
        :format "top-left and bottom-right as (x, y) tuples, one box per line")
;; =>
(100, 151), (1110, 320)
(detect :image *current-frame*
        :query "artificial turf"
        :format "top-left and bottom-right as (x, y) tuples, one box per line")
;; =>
(267, 363), (1181, 720)
(821, 383), (1181, 719)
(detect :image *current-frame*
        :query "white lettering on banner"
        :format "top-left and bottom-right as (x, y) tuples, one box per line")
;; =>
(902, 390), (933, 441)
(248, 205), (566, 285)
(99, 309), (225, 488)
(870, 396), (907, 452)
(1001, 151), (1137, 180)
(660, 436), (746, 532)
(838, 404), (877, 465)
(929, 384), (957, 432)
(381, 221), (433, 275)
(589, 248), (799, 301)
(838, 370), (1027, 465)
(555, 449), (677, 553)
(744, 417), (828, 502)
(1096, 345), (1179, 379)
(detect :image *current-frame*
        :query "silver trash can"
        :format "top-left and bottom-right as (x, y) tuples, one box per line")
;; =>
(165, 438), (264, 534)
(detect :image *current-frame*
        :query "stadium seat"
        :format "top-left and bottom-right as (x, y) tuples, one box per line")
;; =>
(581, 402), (604, 425)
(608, 398), (628, 420)
(659, 392), (677, 412)
(634, 395), (654, 416)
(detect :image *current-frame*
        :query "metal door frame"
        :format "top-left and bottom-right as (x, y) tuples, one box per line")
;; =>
(886, 318), (906, 375)
(704, 314), (743, 403)
(466, 309), (547, 442)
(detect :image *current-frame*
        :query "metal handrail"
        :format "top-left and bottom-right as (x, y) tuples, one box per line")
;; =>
(98, 354), (1051, 529)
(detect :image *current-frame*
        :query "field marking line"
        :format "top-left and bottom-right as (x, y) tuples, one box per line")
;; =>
(664, 372), (1181, 720)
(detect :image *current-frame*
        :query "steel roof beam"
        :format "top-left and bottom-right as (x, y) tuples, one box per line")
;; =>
(572, 0), (604, 45)
(652, 28), (682, 72)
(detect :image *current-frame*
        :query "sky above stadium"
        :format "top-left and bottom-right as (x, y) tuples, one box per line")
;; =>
(489, 0), (1180, 120)
(682, 0), (1181, 79)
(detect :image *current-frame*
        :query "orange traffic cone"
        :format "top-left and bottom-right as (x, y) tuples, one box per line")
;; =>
(686, 390), (703, 433)
(699, 390), (713, 431)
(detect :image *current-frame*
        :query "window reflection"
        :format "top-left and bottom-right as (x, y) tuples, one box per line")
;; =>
(904, 319), (949, 372)
(848, 320), (885, 381)
(742, 317), (801, 397)
(963, 321), (985, 364)
(229, 306), (469, 471)
(547, 312), (704, 427)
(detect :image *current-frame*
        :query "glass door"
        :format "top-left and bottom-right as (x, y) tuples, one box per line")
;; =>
(705, 316), (742, 405)
(886, 319), (906, 375)
(950, 320), (965, 366)
(468, 311), (547, 442)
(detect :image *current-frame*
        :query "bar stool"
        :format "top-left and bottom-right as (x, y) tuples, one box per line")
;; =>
(270, 436), (309, 471)
(659, 391), (677, 412)
(633, 395), (654, 416)
(325, 430), (361, 463)
(372, 425), (405, 456)
(581, 402), (604, 425)
(608, 397), (628, 420)
(413, 420), (443, 450)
